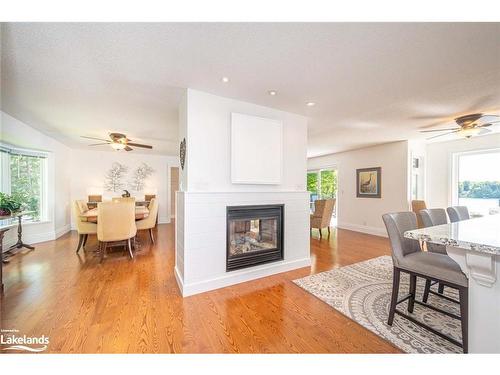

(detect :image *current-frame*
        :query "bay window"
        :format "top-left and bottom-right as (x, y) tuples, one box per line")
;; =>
(0, 144), (48, 222)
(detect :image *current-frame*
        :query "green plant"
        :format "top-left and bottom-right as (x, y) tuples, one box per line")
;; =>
(0, 192), (24, 215)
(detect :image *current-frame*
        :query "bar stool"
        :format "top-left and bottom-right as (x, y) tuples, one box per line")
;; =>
(447, 206), (470, 223)
(382, 212), (469, 353)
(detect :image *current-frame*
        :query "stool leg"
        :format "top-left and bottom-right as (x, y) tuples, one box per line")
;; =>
(438, 283), (445, 294)
(408, 274), (417, 313)
(459, 286), (468, 353)
(423, 279), (431, 303)
(388, 267), (400, 326)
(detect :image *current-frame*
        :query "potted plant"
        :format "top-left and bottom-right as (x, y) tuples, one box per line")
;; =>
(0, 192), (24, 216)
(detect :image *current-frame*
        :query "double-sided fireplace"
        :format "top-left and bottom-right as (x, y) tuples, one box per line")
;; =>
(226, 204), (284, 271)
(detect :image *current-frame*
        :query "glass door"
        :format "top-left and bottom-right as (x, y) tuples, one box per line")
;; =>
(307, 168), (338, 226)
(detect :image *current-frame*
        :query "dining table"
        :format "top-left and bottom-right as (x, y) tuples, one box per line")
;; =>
(80, 206), (149, 223)
(405, 214), (500, 353)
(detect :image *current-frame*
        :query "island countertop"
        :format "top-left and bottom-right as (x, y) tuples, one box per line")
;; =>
(404, 214), (500, 255)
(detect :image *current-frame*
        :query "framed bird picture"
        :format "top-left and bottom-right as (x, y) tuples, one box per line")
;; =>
(356, 167), (381, 198)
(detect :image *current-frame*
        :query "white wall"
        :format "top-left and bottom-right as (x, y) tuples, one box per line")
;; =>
(1, 111), (72, 246)
(183, 89), (308, 192)
(176, 89), (310, 296)
(308, 141), (410, 237)
(69, 149), (179, 228)
(426, 133), (500, 209)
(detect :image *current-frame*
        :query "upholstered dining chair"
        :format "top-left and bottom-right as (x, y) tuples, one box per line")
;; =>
(136, 198), (158, 244)
(112, 197), (136, 204)
(382, 212), (469, 352)
(411, 200), (427, 228)
(447, 206), (470, 223)
(97, 201), (137, 262)
(310, 199), (335, 238)
(73, 200), (97, 253)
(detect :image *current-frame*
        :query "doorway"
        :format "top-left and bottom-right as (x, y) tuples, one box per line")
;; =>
(307, 168), (338, 227)
(170, 167), (179, 219)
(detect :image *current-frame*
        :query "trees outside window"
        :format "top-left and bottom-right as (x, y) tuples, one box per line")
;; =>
(1, 148), (46, 222)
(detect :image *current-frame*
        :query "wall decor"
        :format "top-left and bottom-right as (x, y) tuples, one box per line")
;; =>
(230, 113), (282, 184)
(104, 162), (128, 192)
(130, 163), (155, 191)
(179, 138), (186, 170)
(356, 167), (381, 198)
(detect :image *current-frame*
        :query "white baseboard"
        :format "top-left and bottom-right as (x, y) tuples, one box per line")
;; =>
(337, 222), (387, 237)
(176, 257), (312, 297)
(2, 223), (71, 249)
(55, 224), (71, 239)
(158, 216), (170, 224)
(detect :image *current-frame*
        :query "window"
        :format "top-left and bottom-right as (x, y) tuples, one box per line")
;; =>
(307, 168), (338, 217)
(453, 149), (500, 216)
(0, 144), (48, 222)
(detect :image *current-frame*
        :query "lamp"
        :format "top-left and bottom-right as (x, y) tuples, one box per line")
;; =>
(110, 142), (126, 150)
(457, 127), (481, 139)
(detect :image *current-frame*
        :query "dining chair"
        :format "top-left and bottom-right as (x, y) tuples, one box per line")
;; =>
(382, 212), (468, 352)
(136, 198), (158, 244)
(310, 199), (335, 238)
(73, 200), (97, 253)
(145, 194), (156, 203)
(411, 200), (427, 228)
(112, 197), (136, 204)
(447, 206), (470, 223)
(97, 201), (137, 262)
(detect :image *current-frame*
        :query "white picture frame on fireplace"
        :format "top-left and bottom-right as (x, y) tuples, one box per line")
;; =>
(231, 113), (283, 184)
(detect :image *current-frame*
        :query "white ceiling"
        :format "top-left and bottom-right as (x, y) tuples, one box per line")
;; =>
(1, 23), (499, 157)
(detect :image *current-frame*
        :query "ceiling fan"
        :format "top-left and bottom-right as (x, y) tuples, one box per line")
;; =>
(81, 133), (153, 151)
(419, 113), (500, 140)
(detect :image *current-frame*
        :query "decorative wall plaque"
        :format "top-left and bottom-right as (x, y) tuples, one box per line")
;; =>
(180, 138), (186, 170)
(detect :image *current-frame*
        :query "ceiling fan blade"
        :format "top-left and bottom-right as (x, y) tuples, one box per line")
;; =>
(81, 136), (110, 142)
(124, 146), (133, 152)
(87, 142), (110, 146)
(465, 95), (495, 112)
(127, 142), (153, 149)
(427, 129), (461, 140)
(477, 119), (500, 127)
(419, 127), (459, 133)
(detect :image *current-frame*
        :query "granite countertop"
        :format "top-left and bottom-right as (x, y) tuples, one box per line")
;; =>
(404, 214), (500, 255)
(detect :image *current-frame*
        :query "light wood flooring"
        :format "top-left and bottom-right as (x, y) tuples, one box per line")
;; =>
(0, 223), (400, 353)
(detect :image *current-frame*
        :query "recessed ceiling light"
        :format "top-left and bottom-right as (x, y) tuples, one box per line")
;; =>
(221, 77), (230, 83)
(306, 102), (316, 107)
(268, 90), (277, 96)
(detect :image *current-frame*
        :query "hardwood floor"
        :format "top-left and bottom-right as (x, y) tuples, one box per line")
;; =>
(0, 224), (400, 353)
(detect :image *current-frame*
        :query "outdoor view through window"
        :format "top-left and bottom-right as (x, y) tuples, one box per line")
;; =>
(457, 150), (500, 216)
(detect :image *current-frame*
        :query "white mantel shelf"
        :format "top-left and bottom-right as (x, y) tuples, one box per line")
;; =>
(405, 215), (500, 354)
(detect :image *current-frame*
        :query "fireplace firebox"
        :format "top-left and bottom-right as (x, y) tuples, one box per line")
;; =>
(226, 204), (284, 271)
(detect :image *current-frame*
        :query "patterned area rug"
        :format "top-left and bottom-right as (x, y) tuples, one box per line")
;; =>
(294, 256), (462, 353)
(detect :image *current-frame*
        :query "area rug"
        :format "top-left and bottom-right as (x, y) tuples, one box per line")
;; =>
(293, 256), (462, 353)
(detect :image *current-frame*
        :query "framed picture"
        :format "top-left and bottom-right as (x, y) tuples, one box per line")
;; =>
(356, 167), (381, 198)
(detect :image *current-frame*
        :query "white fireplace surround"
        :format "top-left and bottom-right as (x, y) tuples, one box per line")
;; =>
(175, 89), (310, 296)
(175, 191), (310, 296)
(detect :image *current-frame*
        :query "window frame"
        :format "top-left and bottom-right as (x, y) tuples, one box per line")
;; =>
(451, 147), (500, 208)
(0, 142), (49, 222)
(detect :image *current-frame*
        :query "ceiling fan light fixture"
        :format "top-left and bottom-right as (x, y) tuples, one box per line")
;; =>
(457, 127), (481, 139)
(110, 142), (126, 150)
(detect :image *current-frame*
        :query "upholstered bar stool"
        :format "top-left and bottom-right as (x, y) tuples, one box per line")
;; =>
(382, 212), (469, 352)
(419, 208), (452, 299)
(447, 206), (470, 223)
